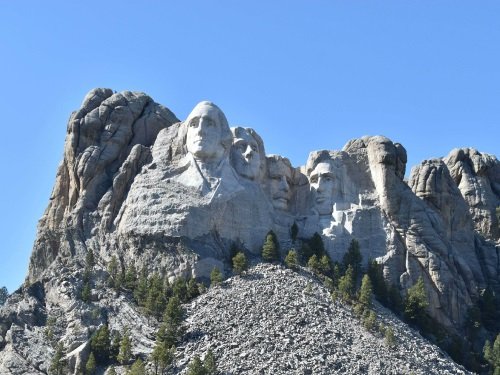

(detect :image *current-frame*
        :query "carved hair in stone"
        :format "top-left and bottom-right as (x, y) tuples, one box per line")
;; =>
(266, 155), (293, 211)
(230, 127), (266, 181)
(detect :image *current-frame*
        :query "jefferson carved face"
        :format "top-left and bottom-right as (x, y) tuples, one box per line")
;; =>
(309, 162), (336, 215)
(186, 102), (230, 163)
(267, 157), (293, 211)
(231, 128), (262, 180)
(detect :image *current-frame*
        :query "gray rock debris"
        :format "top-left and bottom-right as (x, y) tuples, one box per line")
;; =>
(178, 264), (471, 375)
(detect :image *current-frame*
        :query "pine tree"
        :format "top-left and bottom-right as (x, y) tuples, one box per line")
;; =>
(232, 252), (248, 275)
(484, 334), (500, 375)
(342, 239), (362, 281)
(49, 342), (67, 375)
(384, 326), (396, 348)
(86, 249), (95, 269)
(107, 256), (118, 287)
(81, 282), (91, 303)
(163, 296), (184, 326)
(124, 264), (137, 290)
(358, 274), (373, 309)
(85, 352), (96, 375)
(187, 278), (200, 300)
(110, 331), (122, 362)
(262, 231), (279, 262)
(308, 232), (325, 257)
(146, 273), (166, 318)
(367, 260), (388, 304)
(338, 265), (355, 301)
(210, 268), (223, 286)
(307, 255), (320, 273)
(187, 355), (207, 375)
(0, 286), (8, 306)
(90, 325), (111, 364)
(285, 249), (298, 269)
(127, 358), (146, 375)
(117, 328), (132, 365)
(404, 277), (429, 325)
(319, 255), (331, 275)
(290, 222), (299, 242)
(204, 349), (217, 375)
(172, 277), (188, 302)
(108, 366), (117, 375)
(150, 341), (174, 375)
(134, 267), (148, 306)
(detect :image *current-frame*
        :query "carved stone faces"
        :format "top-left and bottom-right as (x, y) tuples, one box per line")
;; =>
(230, 127), (263, 180)
(185, 101), (232, 164)
(309, 161), (336, 215)
(267, 156), (293, 211)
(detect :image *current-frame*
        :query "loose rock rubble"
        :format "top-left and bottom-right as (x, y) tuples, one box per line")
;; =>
(178, 264), (471, 375)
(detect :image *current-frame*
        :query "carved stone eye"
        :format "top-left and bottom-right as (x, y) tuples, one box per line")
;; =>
(189, 117), (199, 127)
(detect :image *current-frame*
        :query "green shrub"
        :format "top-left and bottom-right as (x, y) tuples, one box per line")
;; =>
(232, 252), (248, 275)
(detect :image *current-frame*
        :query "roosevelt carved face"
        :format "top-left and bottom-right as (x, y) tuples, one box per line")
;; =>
(231, 128), (262, 180)
(186, 102), (230, 163)
(309, 162), (336, 215)
(267, 157), (293, 211)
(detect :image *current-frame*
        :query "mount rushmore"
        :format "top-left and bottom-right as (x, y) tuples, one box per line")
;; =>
(0, 88), (499, 373)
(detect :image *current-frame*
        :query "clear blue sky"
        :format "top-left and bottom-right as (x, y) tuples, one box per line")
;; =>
(0, 1), (498, 292)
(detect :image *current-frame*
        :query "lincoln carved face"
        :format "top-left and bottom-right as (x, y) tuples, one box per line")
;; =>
(230, 128), (262, 180)
(309, 162), (336, 215)
(185, 102), (232, 163)
(267, 156), (293, 211)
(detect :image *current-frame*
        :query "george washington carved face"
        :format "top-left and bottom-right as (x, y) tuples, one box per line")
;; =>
(185, 101), (232, 164)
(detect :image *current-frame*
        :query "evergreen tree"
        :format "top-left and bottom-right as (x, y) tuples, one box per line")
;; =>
(124, 264), (137, 290)
(358, 274), (373, 309)
(484, 334), (500, 375)
(0, 286), (8, 306)
(404, 277), (429, 325)
(187, 355), (207, 375)
(86, 249), (95, 269)
(300, 242), (314, 264)
(108, 366), (117, 375)
(117, 328), (133, 365)
(342, 239), (362, 281)
(290, 222), (299, 242)
(172, 277), (188, 302)
(384, 326), (396, 348)
(85, 352), (96, 375)
(210, 268), (223, 286)
(90, 325), (111, 364)
(262, 231), (279, 262)
(307, 255), (320, 273)
(367, 260), (388, 304)
(163, 296), (184, 326)
(362, 310), (377, 331)
(332, 262), (341, 288)
(110, 331), (122, 362)
(81, 282), (91, 303)
(308, 232), (325, 257)
(204, 349), (217, 375)
(232, 252), (248, 275)
(49, 342), (67, 375)
(387, 284), (403, 314)
(285, 249), (298, 269)
(134, 267), (148, 306)
(338, 265), (355, 301)
(107, 256), (118, 287)
(187, 278), (200, 300)
(127, 358), (146, 375)
(319, 255), (331, 275)
(146, 273), (166, 318)
(150, 341), (174, 375)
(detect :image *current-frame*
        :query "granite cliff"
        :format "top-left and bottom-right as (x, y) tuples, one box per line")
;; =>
(0, 89), (498, 374)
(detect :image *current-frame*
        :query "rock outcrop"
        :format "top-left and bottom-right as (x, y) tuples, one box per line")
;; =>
(1, 89), (499, 373)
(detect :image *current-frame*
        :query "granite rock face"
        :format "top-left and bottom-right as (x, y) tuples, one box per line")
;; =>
(1, 89), (499, 373)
